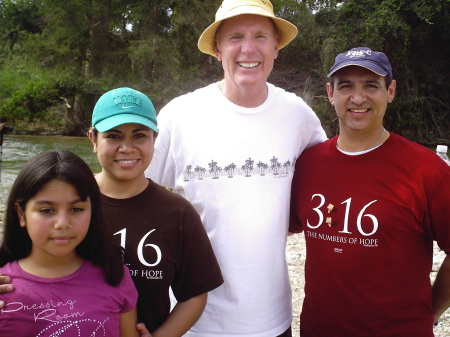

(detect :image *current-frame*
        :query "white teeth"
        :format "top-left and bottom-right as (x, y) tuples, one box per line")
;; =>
(238, 62), (259, 68)
(351, 109), (368, 113)
(118, 160), (137, 164)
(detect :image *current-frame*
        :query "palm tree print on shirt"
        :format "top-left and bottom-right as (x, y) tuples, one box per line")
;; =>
(181, 155), (296, 182)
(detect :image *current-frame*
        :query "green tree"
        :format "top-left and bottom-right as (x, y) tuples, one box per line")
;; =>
(0, 0), (448, 143)
(0, 0), (42, 50)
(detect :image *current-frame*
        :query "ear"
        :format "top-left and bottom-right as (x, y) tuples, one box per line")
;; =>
(14, 202), (27, 227)
(326, 83), (334, 106)
(387, 79), (396, 103)
(87, 130), (97, 150)
(273, 39), (279, 59)
(88, 129), (95, 144)
(215, 44), (222, 61)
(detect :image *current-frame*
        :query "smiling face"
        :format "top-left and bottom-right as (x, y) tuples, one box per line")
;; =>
(89, 123), (154, 187)
(16, 179), (91, 262)
(327, 66), (396, 136)
(215, 14), (279, 97)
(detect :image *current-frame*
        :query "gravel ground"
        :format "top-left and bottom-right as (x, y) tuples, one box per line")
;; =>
(286, 233), (450, 336)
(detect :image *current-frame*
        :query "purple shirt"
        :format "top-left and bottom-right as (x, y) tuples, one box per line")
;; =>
(0, 260), (137, 337)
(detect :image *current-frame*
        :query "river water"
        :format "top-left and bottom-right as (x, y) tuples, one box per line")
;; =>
(0, 134), (101, 205)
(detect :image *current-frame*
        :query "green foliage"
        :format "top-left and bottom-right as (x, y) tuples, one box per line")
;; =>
(166, 0), (222, 66)
(1, 80), (61, 120)
(0, 0), (448, 142)
(0, 72), (81, 123)
(0, 0), (42, 49)
(124, 0), (225, 106)
(302, 0), (344, 12)
(23, 1), (91, 70)
(273, 0), (320, 69)
(313, 0), (450, 143)
(0, 53), (29, 99)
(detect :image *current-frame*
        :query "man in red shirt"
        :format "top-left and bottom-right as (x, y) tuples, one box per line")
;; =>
(290, 47), (450, 336)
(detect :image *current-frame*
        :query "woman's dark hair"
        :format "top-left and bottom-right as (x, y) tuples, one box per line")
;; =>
(0, 149), (124, 286)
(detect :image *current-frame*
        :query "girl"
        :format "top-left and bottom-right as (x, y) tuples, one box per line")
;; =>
(0, 149), (139, 337)
(88, 87), (223, 337)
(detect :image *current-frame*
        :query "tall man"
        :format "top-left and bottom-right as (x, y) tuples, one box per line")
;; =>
(146, 0), (327, 336)
(290, 47), (450, 336)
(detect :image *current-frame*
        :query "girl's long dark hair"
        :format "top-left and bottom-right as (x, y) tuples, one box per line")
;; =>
(0, 149), (124, 286)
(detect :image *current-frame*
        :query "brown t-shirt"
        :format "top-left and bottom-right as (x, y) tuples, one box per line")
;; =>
(101, 179), (223, 331)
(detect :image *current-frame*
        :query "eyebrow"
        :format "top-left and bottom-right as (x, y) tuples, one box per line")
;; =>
(33, 198), (85, 205)
(227, 29), (272, 36)
(364, 79), (382, 85)
(105, 128), (149, 133)
(336, 80), (351, 86)
(337, 79), (382, 86)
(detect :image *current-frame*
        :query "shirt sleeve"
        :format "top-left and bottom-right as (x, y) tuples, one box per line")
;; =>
(146, 103), (177, 189)
(306, 112), (328, 150)
(171, 203), (224, 302)
(426, 160), (450, 254)
(289, 159), (304, 234)
(119, 265), (139, 313)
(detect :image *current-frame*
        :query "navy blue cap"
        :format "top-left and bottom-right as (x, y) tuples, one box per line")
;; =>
(328, 47), (392, 80)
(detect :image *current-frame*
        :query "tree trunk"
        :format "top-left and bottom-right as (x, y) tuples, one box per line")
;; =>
(85, 0), (111, 77)
(64, 0), (112, 135)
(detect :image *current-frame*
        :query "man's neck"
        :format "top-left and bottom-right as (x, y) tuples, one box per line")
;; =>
(218, 79), (268, 108)
(337, 127), (389, 152)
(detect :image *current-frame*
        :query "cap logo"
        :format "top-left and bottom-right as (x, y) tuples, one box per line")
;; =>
(113, 94), (143, 108)
(346, 49), (372, 58)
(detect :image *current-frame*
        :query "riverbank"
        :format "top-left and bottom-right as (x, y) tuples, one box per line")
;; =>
(0, 207), (448, 335)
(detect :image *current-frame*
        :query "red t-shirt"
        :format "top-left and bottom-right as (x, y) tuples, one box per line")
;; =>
(290, 133), (450, 337)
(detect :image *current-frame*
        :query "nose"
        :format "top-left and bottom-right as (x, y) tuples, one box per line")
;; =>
(241, 37), (256, 54)
(118, 139), (135, 153)
(54, 212), (72, 230)
(350, 89), (367, 105)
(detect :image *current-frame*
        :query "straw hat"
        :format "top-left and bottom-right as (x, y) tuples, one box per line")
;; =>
(198, 0), (298, 57)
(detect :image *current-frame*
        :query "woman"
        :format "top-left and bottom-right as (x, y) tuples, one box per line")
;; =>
(88, 87), (223, 337)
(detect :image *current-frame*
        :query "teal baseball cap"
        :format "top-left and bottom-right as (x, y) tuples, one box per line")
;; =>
(92, 87), (158, 132)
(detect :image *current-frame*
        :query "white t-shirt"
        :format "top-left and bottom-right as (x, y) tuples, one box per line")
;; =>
(146, 82), (327, 337)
